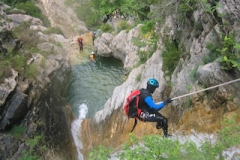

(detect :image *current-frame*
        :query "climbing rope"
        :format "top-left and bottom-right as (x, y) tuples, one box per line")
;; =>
(158, 78), (240, 103)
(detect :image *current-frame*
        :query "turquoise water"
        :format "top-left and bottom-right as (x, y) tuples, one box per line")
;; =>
(65, 56), (124, 118)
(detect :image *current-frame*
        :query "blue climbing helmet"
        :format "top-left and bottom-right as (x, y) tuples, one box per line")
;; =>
(147, 78), (159, 93)
(147, 78), (159, 88)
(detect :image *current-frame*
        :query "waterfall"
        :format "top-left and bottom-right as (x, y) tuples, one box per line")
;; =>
(71, 103), (88, 160)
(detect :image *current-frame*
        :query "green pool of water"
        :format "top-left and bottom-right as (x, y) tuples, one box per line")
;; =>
(65, 56), (124, 118)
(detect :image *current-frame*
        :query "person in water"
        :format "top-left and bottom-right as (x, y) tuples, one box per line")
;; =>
(138, 78), (173, 137)
(89, 52), (96, 62)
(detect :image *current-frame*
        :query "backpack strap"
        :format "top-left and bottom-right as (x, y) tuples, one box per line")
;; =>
(136, 96), (142, 117)
(130, 95), (140, 132)
(130, 118), (138, 132)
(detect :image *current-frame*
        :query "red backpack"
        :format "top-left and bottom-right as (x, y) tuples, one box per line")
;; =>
(123, 90), (142, 132)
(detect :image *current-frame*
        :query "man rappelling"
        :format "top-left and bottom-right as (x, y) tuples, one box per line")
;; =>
(124, 78), (173, 137)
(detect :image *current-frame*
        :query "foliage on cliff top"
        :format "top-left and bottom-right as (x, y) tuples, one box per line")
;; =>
(3, 0), (50, 27)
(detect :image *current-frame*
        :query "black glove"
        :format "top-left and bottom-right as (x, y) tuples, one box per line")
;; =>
(164, 98), (173, 104)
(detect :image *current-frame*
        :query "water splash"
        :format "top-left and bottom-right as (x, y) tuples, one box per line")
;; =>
(71, 103), (88, 160)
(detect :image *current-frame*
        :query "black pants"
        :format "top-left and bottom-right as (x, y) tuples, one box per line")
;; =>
(139, 109), (168, 136)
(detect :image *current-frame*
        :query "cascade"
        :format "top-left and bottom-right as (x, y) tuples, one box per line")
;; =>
(71, 103), (88, 160)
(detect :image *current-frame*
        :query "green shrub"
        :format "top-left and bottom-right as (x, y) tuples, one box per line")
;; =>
(138, 50), (149, 64)
(3, 1), (49, 27)
(3, 8), (26, 14)
(64, 0), (101, 29)
(20, 150), (39, 160)
(26, 63), (38, 78)
(140, 21), (155, 34)
(200, 114), (240, 159)
(28, 135), (42, 150)
(203, 33), (240, 71)
(8, 125), (26, 138)
(43, 27), (64, 35)
(132, 27), (158, 65)
(0, 52), (27, 80)
(217, 34), (240, 71)
(101, 23), (113, 33)
(178, 0), (198, 22)
(13, 22), (39, 48)
(117, 20), (129, 33)
(202, 42), (220, 64)
(89, 144), (113, 160)
(136, 73), (141, 82)
(64, 0), (76, 7)
(16, 1), (41, 19)
(39, 14), (51, 27)
(0, 60), (12, 80)
(12, 55), (26, 72)
(162, 38), (182, 76)
(189, 65), (198, 82)
(2, 0), (28, 7)
(20, 135), (44, 160)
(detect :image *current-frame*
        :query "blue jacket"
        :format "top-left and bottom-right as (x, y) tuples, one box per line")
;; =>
(145, 96), (165, 111)
(139, 88), (166, 111)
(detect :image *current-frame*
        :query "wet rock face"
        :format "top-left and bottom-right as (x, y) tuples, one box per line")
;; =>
(0, 134), (27, 159)
(0, 69), (19, 128)
(0, 91), (28, 130)
(0, 3), (77, 159)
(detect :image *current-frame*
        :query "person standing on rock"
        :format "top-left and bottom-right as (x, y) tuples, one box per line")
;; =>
(138, 78), (173, 137)
(77, 35), (83, 50)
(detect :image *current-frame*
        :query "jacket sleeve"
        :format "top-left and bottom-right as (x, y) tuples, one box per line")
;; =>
(144, 96), (165, 111)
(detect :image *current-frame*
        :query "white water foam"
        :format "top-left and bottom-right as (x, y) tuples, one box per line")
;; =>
(71, 103), (88, 160)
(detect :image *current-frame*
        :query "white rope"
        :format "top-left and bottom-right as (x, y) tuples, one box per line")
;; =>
(158, 78), (240, 103)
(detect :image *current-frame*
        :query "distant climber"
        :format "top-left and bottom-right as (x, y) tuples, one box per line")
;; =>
(77, 35), (83, 50)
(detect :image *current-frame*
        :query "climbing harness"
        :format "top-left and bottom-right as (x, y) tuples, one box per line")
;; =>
(157, 78), (240, 103)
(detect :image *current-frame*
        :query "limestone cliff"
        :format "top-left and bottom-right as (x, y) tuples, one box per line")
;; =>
(37, 0), (88, 38)
(0, 2), (79, 159)
(81, 0), (240, 158)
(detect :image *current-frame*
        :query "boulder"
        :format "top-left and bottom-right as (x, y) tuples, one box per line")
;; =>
(94, 25), (141, 70)
(7, 14), (42, 27)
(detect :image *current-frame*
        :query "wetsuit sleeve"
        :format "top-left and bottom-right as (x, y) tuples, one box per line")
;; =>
(144, 96), (165, 111)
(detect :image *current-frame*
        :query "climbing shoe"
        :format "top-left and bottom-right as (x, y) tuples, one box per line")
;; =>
(164, 133), (172, 138)
(163, 130), (172, 138)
